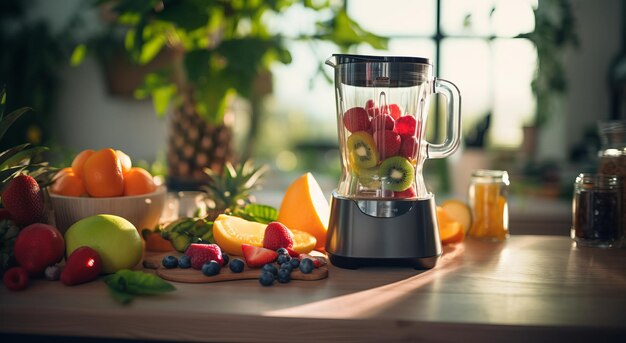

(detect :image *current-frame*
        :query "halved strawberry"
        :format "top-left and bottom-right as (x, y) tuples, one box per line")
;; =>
(242, 244), (278, 268)
(185, 243), (224, 269)
(298, 253), (327, 268)
(263, 222), (294, 250)
(286, 248), (299, 258)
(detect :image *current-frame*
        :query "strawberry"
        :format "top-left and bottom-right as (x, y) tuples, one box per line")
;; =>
(185, 243), (224, 269)
(399, 134), (418, 159)
(394, 187), (417, 198)
(0, 208), (13, 221)
(14, 223), (65, 275)
(298, 253), (327, 268)
(60, 246), (102, 286)
(365, 100), (380, 118)
(3, 266), (29, 291)
(371, 113), (394, 132)
(394, 115), (417, 136)
(382, 103), (403, 120)
(343, 107), (371, 132)
(286, 247), (299, 258)
(374, 130), (401, 160)
(241, 244), (278, 268)
(263, 222), (294, 250)
(1, 174), (44, 226)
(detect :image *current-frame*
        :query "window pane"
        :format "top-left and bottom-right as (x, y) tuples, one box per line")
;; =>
(347, 0), (436, 36)
(442, 0), (536, 37)
(491, 38), (536, 147)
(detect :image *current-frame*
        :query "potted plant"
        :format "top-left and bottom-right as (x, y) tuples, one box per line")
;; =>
(79, 0), (387, 190)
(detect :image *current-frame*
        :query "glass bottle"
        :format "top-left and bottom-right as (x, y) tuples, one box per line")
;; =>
(597, 120), (626, 243)
(571, 173), (623, 248)
(468, 170), (510, 241)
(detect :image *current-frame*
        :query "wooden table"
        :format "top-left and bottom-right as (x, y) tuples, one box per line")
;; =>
(2, 236), (626, 342)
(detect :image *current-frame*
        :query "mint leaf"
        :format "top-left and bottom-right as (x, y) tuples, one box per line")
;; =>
(104, 270), (175, 304)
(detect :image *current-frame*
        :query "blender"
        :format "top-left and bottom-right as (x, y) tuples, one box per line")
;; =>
(325, 54), (461, 269)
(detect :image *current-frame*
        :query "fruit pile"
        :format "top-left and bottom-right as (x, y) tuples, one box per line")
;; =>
(343, 100), (421, 197)
(436, 199), (472, 245)
(50, 148), (156, 197)
(161, 221), (325, 286)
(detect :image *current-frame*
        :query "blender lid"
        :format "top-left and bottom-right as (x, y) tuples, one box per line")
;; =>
(331, 54), (431, 66)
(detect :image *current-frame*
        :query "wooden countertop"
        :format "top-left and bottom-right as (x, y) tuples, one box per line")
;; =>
(2, 236), (626, 342)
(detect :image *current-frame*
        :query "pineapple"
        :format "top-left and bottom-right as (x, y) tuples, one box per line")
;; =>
(202, 159), (268, 221)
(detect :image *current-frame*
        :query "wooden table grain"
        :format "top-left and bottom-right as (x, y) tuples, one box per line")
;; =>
(1, 236), (625, 342)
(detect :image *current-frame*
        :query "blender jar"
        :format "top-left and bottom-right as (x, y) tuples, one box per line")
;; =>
(326, 54), (461, 200)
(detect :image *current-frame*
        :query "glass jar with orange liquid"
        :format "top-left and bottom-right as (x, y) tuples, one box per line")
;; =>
(467, 170), (510, 241)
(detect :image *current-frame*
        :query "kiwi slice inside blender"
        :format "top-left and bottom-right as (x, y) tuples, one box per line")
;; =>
(379, 156), (415, 192)
(355, 166), (381, 188)
(347, 132), (378, 169)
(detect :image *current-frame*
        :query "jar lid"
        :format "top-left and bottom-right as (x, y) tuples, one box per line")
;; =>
(470, 169), (510, 185)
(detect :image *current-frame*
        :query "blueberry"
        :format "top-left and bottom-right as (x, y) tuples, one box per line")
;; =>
(259, 271), (275, 286)
(261, 263), (278, 276)
(162, 255), (179, 269)
(277, 254), (291, 265)
(289, 258), (300, 269)
(280, 262), (293, 273)
(277, 269), (291, 283)
(202, 260), (221, 276)
(276, 248), (289, 256)
(299, 258), (314, 274)
(222, 253), (230, 266)
(178, 255), (192, 269)
(229, 258), (245, 273)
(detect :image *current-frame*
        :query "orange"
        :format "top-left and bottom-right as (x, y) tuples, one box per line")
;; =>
(116, 150), (132, 175)
(441, 199), (472, 234)
(436, 206), (464, 245)
(123, 167), (156, 196)
(50, 167), (87, 197)
(213, 214), (317, 256)
(142, 230), (174, 252)
(71, 149), (94, 179)
(82, 148), (125, 197)
(277, 173), (330, 251)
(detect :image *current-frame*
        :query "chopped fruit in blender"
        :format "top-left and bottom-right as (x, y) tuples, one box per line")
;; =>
(379, 156), (415, 192)
(382, 103), (403, 120)
(394, 115), (417, 135)
(441, 199), (472, 234)
(374, 130), (401, 160)
(399, 135), (418, 159)
(185, 243), (224, 270)
(342, 107), (371, 132)
(372, 113), (395, 131)
(241, 244), (278, 268)
(355, 166), (381, 189)
(365, 99), (379, 117)
(347, 132), (379, 169)
(262, 222), (294, 250)
(394, 187), (417, 198)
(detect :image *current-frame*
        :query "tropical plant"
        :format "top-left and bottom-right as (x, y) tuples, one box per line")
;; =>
(79, 0), (387, 189)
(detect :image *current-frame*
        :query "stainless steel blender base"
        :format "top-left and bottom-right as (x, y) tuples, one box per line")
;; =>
(326, 192), (442, 269)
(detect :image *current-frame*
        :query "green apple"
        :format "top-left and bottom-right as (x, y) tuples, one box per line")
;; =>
(64, 214), (143, 274)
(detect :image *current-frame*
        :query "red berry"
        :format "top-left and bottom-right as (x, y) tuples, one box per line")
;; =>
(394, 115), (417, 136)
(263, 222), (294, 250)
(1, 174), (44, 226)
(14, 223), (65, 275)
(285, 248), (299, 258)
(185, 243), (224, 269)
(371, 113), (394, 132)
(399, 135), (419, 159)
(3, 267), (29, 291)
(343, 107), (371, 132)
(241, 244), (278, 268)
(61, 246), (102, 286)
(382, 104), (403, 120)
(0, 208), (13, 221)
(298, 253), (326, 268)
(374, 130), (401, 160)
(394, 187), (417, 198)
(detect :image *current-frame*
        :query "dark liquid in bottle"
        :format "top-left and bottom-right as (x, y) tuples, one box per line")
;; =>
(573, 189), (622, 244)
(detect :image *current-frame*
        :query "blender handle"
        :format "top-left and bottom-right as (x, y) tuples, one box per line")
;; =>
(428, 78), (462, 159)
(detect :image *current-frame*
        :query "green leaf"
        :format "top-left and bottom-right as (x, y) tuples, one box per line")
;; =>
(70, 44), (87, 66)
(0, 107), (30, 142)
(104, 269), (175, 304)
(0, 146), (48, 171)
(235, 204), (278, 224)
(0, 87), (6, 119)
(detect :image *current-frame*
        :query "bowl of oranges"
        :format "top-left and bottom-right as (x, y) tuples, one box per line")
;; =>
(49, 148), (166, 233)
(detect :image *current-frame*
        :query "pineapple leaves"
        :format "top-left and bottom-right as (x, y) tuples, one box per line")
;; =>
(231, 204), (278, 224)
(0, 144), (48, 171)
(202, 160), (268, 214)
(0, 107), (31, 142)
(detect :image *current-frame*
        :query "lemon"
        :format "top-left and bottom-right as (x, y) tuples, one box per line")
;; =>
(213, 214), (316, 256)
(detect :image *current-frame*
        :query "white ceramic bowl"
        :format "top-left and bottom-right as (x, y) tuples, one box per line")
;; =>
(49, 186), (166, 234)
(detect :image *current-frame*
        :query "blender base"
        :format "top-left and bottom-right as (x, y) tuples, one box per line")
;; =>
(326, 192), (442, 270)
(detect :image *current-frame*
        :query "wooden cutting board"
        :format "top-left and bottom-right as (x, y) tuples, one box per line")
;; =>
(143, 252), (328, 283)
